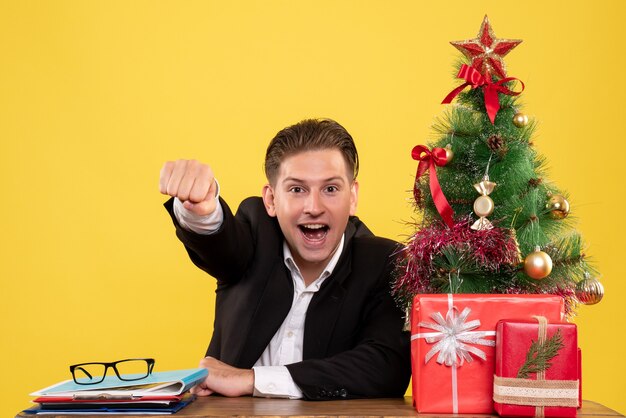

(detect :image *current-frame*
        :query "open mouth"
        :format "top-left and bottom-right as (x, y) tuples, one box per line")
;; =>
(299, 223), (329, 241)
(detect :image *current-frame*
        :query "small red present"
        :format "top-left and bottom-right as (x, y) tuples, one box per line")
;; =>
(494, 317), (579, 417)
(411, 294), (564, 414)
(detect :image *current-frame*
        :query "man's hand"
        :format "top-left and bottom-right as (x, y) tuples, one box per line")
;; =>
(159, 159), (218, 216)
(191, 357), (255, 397)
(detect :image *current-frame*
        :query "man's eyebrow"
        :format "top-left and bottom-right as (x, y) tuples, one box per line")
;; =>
(282, 176), (347, 184)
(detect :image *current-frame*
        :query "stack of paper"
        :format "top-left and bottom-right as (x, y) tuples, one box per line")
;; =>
(22, 368), (208, 415)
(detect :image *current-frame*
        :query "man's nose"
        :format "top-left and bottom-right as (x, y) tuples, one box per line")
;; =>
(304, 192), (324, 215)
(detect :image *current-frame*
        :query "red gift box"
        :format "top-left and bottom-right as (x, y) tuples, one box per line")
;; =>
(411, 294), (564, 414)
(494, 318), (579, 417)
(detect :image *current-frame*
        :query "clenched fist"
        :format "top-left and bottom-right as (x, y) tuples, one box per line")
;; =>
(159, 159), (218, 216)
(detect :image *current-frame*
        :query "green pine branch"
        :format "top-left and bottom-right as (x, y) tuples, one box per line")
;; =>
(516, 328), (564, 379)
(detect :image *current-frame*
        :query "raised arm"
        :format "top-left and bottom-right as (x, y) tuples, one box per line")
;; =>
(160, 159), (255, 282)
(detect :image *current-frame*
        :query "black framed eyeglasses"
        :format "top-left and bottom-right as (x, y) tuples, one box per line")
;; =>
(69, 358), (155, 385)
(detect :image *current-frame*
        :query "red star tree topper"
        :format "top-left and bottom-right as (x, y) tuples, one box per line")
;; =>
(451, 15), (522, 79)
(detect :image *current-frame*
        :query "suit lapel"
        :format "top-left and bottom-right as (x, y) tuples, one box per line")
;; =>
(237, 258), (293, 367)
(302, 241), (352, 360)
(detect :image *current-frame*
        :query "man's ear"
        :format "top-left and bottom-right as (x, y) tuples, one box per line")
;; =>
(262, 184), (277, 217)
(349, 180), (359, 216)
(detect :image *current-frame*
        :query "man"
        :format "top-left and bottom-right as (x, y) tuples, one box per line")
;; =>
(160, 119), (410, 400)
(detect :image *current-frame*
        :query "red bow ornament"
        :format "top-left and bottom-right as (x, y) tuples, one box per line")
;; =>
(442, 64), (524, 124)
(412, 145), (454, 228)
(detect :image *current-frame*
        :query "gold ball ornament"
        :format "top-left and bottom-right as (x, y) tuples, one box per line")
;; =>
(523, 246), (553, 280)
(444, 144), (454, 164)
(473, 195), (495, 217)
(546, 194), (570, 219)
(513, 112), (529, 128)
(575, 273), (604, 305)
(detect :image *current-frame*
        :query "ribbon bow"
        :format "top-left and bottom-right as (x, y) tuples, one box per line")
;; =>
(442, 64), (525, 124)
(412, 145), (454, 227)
(416, 306), (496, 366)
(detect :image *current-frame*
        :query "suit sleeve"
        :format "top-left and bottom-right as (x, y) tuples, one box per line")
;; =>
(285, 245), (411, 400)
(164, 196), (257, 283)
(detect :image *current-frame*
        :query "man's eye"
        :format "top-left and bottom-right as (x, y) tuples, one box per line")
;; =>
(290, 186), (304, 193)
(326, 186), (338, 193)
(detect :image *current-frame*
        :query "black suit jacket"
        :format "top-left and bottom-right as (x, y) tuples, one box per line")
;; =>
(165, 196), (411, 400)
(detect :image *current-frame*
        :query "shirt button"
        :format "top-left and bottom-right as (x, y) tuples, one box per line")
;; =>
(287, 331), (294, 337)
(267, 383), (276, 392)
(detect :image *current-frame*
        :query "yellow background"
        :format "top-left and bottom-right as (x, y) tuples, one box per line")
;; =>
(1, 1), (624, 416)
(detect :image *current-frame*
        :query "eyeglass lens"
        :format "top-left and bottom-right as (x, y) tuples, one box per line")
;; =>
(73, 363), (107, 384)
(114, 359), (152, 380)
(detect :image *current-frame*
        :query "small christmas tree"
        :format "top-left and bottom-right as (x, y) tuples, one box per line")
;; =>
(393, 16), (604, 316)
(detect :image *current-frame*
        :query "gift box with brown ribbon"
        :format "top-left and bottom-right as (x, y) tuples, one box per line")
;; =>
(493, 317), (580, 417)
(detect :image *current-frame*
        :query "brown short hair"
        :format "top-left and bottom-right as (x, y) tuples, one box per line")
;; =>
(264, 118), (359, 184)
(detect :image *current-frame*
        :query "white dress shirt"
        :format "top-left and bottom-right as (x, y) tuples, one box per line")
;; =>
(172, 194), (344, 399)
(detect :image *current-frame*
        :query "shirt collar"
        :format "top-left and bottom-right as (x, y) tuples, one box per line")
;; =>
(283, 234), (345, 291)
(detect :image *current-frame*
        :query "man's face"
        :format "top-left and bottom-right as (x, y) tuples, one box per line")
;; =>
(262, 149), (358, 275)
